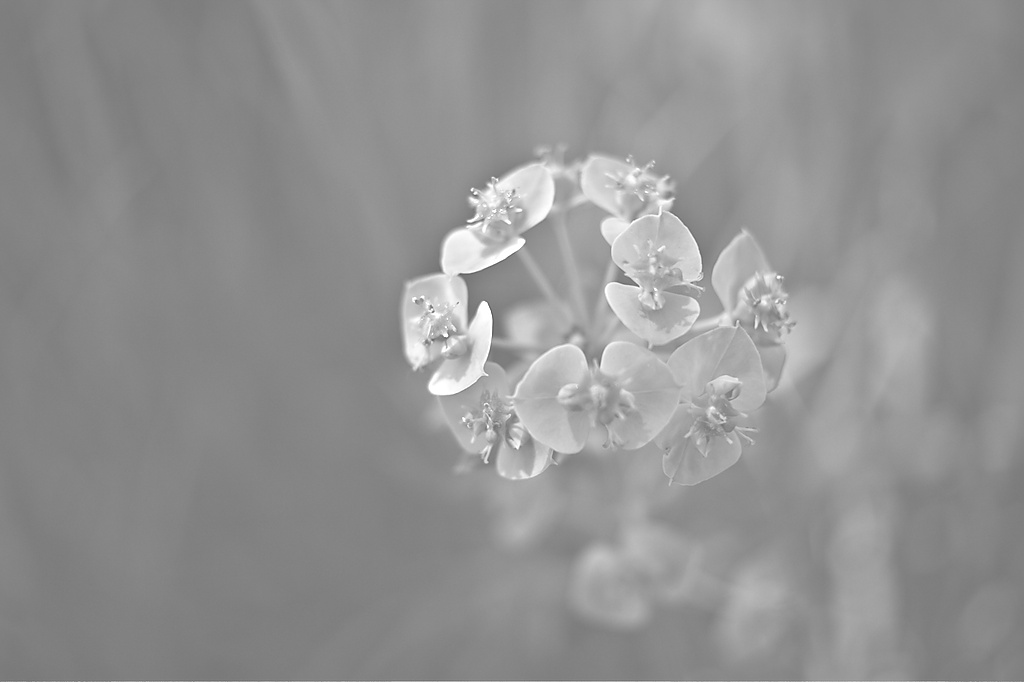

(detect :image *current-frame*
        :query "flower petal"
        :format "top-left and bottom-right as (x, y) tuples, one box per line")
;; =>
(757, 342), (787, 393)
(401, 273), (468, 368)
(428, 301), (493, 396)
(663, 429), (742, 486)
(580, 154), (632, 218)
(654, 404), (690, 451)
(711, 229), (771, 316)
(513, 344), (591, 453)
(436, 362), (509, 452)
(666, 325), (766, 410)
(600, 341), (680, 449)
(440, 227), (525, 276)
(604, 282), (699, 347)
(611, 211), (701, 282)
(501, 163), (555, 233)
(495, 439), (554, 481)
(600, 217), (630, 246)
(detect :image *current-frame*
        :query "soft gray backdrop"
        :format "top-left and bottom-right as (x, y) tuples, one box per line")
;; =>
(0, 1), (1022, 678)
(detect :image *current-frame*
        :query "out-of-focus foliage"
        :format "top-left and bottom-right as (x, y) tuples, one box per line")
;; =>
(0, 1), (1022, 678)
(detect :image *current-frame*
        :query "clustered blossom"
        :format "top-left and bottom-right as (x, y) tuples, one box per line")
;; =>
(604, 211), (703, 345)
(402, 151), (793, 480)
(399, 148), (796, 627)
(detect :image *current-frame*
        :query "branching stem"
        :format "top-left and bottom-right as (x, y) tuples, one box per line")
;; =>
(551, 207), (590, 332)
(517, 246), (566, 317)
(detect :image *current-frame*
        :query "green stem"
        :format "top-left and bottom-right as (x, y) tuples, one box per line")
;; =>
(517, 246), (566, 316)
(590, 258), (620, 340)
(490, 337), (546, 353)
(688, 313), (728, 335)
(551, 207), (589, 332)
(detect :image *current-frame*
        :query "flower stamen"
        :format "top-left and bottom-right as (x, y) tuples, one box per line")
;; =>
(604, 156), (674, 220)
(468, 177), (524, 242)
(461, 390), (529, 462)
(412, 295), (461, 347)
(683, 375), (757, 454)
(556, 363), (638, 432)
(737, 272), (794, 341)
(623, 239), (703, 311)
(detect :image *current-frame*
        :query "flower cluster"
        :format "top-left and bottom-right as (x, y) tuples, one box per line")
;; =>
(401, 150), (794, 485)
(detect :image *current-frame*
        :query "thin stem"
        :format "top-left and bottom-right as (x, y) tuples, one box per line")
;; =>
(551, 208), (589, 331)
(590, 258), (620, 340)
(688, 313), (728, 335)
(517, 246), (566, 316)
(490, 337), (546, 353)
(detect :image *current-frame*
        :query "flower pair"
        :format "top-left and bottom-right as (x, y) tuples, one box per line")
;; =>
(400, 273), (492, 396)
(514, 341), (680, 454)
(657, 325), (767, 485)
(440, 163), (555, 276)
(579, 154), (675, 246)
(604, 211), (704, 346)
(711, 229), (794, 390)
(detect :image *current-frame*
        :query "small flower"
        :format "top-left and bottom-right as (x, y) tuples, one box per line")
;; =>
(581, 154), (675, 223)
(656, 325), (766, 485)
(438, 362), (553, 480)
(440, 163), (555, 276)
(711, 229), (794, 390)
(568, 524), (699, 630)
(619, 523), (700, 604)
(514, 341), (679, 453)
(400, 273), (493, 396)
(604, 211), (703, 345)
(568, 543), (652, 630)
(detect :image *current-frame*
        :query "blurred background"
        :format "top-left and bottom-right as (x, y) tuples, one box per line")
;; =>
(1, 0), (1022, 678)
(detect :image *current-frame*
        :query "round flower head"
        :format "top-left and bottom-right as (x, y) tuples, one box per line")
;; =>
(711, 229), (794, 390)
(514, 341), (679, 453)
(437, 363), (553, 481)
(580, 154), (675, 223)
(656, 325), (766, 486)
(440, 163), (555, 276)
(604, 211), (703, 346)
(400, 273), (493, 396)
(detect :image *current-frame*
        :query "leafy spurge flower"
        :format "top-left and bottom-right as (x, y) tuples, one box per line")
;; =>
(604, 211), (702, 346)
(400, 273), (493, 396)
(440, 163), (555, 276)
(656, 325), (766, 485)
(580, 154), (675, 248)
(514, 341), (679, 453)
(438, 362), (553, 480)
(711, 229), (794, 390)
(568, 523), (698, 630)
(568, 542), (652, 630)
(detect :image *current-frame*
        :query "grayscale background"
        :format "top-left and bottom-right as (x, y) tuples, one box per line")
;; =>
(1, 1), (1022, 678)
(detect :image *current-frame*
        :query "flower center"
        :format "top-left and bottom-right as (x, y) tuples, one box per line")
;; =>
(557, 365), (637, 428)
(411, 295), (467, 358)
(737, 272), (794, 341)
(684, 375), (756, 452)
(604, 156), (674, 220)
(461, 390), (529, 461)
(468, 177), (524, 242)
(623, 239), (702, 310)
